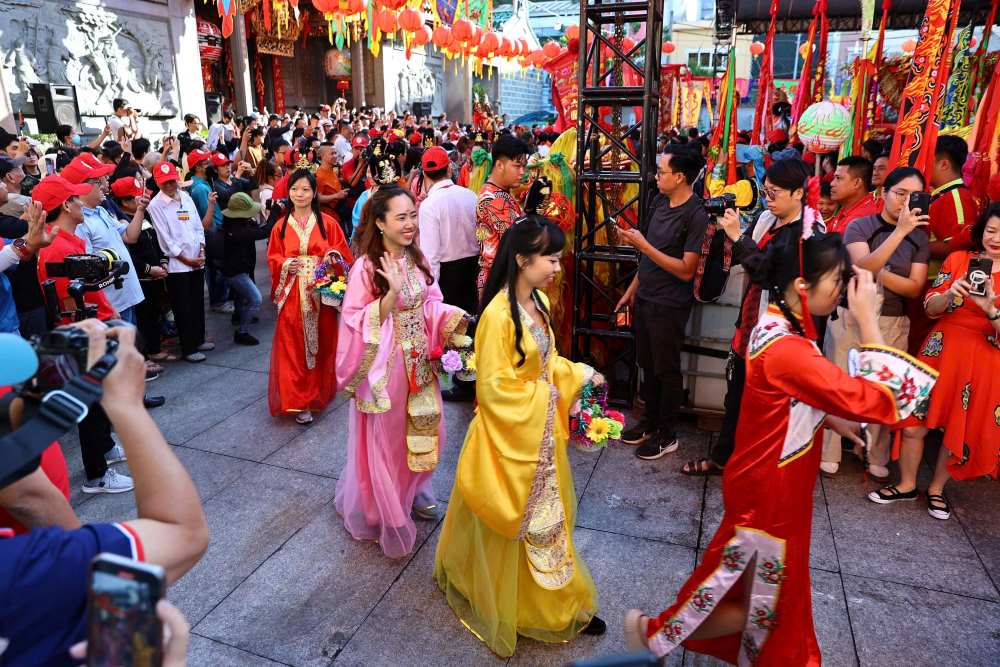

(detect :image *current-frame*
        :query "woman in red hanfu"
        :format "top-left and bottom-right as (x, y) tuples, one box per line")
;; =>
(624, 229), (937, 665)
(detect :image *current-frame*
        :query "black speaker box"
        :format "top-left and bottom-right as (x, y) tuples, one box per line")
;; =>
(31, 84), (81, 133)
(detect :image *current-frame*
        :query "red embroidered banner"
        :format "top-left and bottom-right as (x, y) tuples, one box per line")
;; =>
(752, 0), (780, 145)
(659, 65), (683, 134)
(273, 55), (286, 114)
(545, 50), (579, 132)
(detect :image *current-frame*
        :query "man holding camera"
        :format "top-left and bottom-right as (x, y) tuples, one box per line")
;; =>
(616, 146), (709, 460)
(0, 321), (208, 665)
(108, 98), (141, 151)
(61, 155), (146, 326)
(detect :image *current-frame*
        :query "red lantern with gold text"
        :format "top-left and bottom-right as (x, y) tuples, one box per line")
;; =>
(542, 40), (560, 59)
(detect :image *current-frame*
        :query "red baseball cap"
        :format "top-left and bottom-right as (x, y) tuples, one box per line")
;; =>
(60, 154), (114, 184)
(110, 175), (145, 199)
(210, 152), (231, 167)
(153, 160), (180, 185)
(352, 135), (369, 148)
(31, 175), (91, 212)
(188, 149), (212, 167)
(368, 129), (382, 139)
(421, 146), (450, 171)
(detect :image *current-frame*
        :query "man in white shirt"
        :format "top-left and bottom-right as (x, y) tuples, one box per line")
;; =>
(108, 98), (141, 151)
(333, 120), (354, 165)
(417, 147), (479, 315)
(206, 110), (236, 154)
(146, 161), (214, 362)
(318, 104), (335, 137)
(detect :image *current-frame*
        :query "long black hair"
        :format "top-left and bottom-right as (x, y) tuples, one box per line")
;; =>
(756, 231), (850, 336)
(480, 215), (567, 367)
(279, 168), (327, 240)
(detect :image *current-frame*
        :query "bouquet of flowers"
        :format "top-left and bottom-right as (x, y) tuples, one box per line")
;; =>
(569, 380), (625, 452)
(434, 332), (476, 390)
(310, 251), (350, 310)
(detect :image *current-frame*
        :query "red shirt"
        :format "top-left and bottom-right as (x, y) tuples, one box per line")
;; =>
(929, 179), (979, 249)
(827, 193), (882, 236)
(272, 173), (290, 201)
(37, 226), (117, 323)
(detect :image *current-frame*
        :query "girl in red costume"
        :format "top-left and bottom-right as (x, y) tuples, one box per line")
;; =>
(623, 226), (937, 665)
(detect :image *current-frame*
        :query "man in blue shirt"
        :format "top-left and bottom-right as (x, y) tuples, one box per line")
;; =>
(60, 155), (145, 324)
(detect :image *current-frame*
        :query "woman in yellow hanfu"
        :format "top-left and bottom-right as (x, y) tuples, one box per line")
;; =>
(434, 215), (606, 658)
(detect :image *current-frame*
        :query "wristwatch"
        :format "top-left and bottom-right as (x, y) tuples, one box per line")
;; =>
(11, 238), (32, 260)
(987, 308), (1000, 321)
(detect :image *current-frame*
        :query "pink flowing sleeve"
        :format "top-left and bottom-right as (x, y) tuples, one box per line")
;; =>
(335, 257), (395, 412)
(422, 279), (470, 352)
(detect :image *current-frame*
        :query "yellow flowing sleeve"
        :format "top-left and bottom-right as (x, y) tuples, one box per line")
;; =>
(455, 299), (551, 540)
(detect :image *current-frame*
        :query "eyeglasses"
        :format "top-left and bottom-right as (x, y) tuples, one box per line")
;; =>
(763, 186), (788, 200)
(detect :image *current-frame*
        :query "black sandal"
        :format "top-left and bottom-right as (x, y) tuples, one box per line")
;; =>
(867, 484), (919, 504)
(927, 494), (952, 520)
(681, 457), (723, 477)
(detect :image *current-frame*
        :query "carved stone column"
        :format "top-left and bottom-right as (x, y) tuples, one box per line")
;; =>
(351, 37), (366, 108)
(228, 5), (255, 115)
(167, 0), (207, 124)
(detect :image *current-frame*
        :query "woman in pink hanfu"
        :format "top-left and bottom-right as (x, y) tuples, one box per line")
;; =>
(335, 184), (468, 558)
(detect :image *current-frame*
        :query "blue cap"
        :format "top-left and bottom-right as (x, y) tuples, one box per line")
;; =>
(0, 334), (38, 386)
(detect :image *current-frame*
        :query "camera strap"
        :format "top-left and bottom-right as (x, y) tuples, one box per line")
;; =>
(0, 362), (111, 488)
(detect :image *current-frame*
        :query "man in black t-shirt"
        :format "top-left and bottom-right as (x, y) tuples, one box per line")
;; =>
(616, 146), (709, 460)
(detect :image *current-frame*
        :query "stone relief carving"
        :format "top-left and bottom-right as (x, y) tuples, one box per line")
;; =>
(395, 62), (436, 113)
(0, 0), (179, 117)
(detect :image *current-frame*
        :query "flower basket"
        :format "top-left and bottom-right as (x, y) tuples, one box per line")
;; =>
(434, 333), (476, 390)
(569, 380), (624, 452)
(311, 251), (350, 311)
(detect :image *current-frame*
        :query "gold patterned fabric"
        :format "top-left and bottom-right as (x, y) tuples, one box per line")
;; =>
(272, 214), (322, 369)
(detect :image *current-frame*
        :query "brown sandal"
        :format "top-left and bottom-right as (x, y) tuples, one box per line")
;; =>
(681, 457), (723, 476)
(149, 352), (181, 362)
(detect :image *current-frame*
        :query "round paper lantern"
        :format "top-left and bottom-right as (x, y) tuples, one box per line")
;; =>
(452, 18), (473, 43)
(749, 41), (765, 56)
(344, 0), (364, 15)
(475, 43), (491, 59)
(621, 36), (635, 52)
(661, 40), (675, 54)
(518, 38), (530, 57)
(377, 9), (398, 35)
(398, 8), (422, 33)
(377, 0), (407, 9)
(413, 25), (431, 46)
(543, 40), (561, 59)
(901, 38), (917, 53)
(530, 49), (548, 67)
(499, 37), (515, 58)
(481, 31), (500, 53)
(197, 18), (223, 63)
(312, 0), (338, 12)
(566, 24), (580, 41)
(432, 25), (452, 49)
(796, 101), (852, 154)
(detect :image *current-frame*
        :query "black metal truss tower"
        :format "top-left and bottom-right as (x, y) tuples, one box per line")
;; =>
(572, 0), (664, 406)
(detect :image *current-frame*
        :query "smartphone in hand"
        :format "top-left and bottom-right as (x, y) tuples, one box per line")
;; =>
(87, 553), (165, 667)
(908, 191), (931, 216)
(966, 257), (993, 297)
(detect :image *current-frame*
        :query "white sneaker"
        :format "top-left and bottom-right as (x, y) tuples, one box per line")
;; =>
(819, 461), (839, 477)
(105, 443), (127, 465)
(82, 469), (135, 494)
(212, 302), (235, 314)
(197, 341), (216, 352)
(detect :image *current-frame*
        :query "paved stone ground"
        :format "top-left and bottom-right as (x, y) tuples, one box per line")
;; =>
(62, 254), (1000, 666)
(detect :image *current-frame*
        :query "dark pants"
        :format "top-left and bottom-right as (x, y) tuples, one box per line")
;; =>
(634, 297), (689, 438)
(79, 405), (114, 480)
(709, 352), (747, 467)
(17, 306), (48, 340)
(205, 228), (230, 307)
(165, 270), (206, 356)
(136, 280), (165, 355)
(438, 255), (479, 314)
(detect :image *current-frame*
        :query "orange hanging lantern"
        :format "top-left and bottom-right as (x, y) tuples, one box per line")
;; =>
(378, 0), (407, 9)
(398, 7), (422, 33)
(749, 41), (765, 57)
(413, 25), (431, 46)
(311, 0), (340, 43)
(566, 24), (580, 41)
(901, 38), (917, 53)
(432, 25), (452, 49)
(661, 41), (675, 54)
(377, 9), (399, 35)
(500, 37), (516, 59)
(530, 49), (548, 66)
(518, 38), (529, 57)
(452, 18), (474, 44)
(481, 31), (500, 53)
(542, 40), (560, 59)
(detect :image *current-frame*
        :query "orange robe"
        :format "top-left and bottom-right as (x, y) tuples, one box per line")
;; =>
(315, 165), (343, 221)
(267, 212), (353, 416)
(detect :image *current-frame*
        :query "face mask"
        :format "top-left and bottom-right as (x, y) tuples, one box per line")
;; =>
(71, 134), (82, 146)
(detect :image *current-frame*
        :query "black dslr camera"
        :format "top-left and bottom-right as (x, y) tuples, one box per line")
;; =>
(703, 193), (737, 217)
(24, 325), (120, 395)
(45, 249), (130, 291)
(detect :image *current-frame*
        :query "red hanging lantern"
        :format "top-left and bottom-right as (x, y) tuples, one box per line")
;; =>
(377, 9), (399, 35)
(749, 41), (765, 57)
(566, 24), (580, 41)
(901, 38), (917, 53)
(378, 0), (407, 9)
(621, 36), (635, 52)
(452, 18), (474, 44)
(481, 31), (500, 53)
(496, 37), (512, 58)
(542, 40), (560, 59)
(518, 38), (530, 57)
(432, 25), (452, 49)
(475, 43), (491, 59)
(337, 80), (350, 92)
(530, 49), (549, 67)
(398, 8), (422, 33)
(197, 18), (223, 63)
(413, 25), (431, 46)
(661, 41), (676, 54)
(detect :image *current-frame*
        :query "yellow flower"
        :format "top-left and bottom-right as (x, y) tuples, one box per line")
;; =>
(331, 280), (346, 294)
(451, 334), (473, 348)
(464, 352), (476, 372)
(586, 417), (610, 442)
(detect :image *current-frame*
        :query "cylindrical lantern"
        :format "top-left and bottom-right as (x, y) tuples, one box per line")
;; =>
(197, 18), (223, 63)
(797, 101), (852, 154)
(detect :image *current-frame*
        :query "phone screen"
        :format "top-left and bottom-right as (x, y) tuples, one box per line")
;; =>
(966, 258), (993, 297)
(87, 556), (164, 667)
